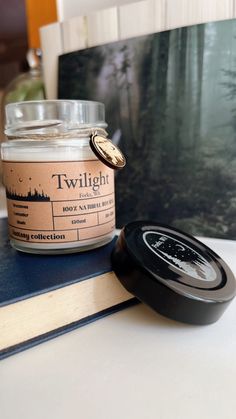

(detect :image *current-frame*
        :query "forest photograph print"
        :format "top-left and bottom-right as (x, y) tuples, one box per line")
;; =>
(59, 19), (236, 239)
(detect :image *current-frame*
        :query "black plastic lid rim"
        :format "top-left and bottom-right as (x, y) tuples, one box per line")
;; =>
(111, 221), (236, 325)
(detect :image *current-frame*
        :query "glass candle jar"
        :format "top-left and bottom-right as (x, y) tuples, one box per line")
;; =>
(1, 100), (115, 254)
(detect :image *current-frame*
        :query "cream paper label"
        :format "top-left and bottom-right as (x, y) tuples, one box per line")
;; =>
(3, 160), (115, 244)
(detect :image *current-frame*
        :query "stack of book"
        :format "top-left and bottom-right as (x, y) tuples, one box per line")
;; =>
(0, 218), (136, 359)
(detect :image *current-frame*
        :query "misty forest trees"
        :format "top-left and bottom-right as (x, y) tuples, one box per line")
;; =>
(59, 19), (236, 238)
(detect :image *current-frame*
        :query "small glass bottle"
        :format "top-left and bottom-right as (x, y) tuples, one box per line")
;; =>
(2, 49), (45, 110)
(1, 100), (115, 254)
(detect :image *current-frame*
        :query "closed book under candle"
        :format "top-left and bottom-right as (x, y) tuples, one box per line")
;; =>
(0, 219), (135, 360)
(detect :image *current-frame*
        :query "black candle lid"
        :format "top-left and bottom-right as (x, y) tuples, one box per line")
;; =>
(111, 221), (236, 325)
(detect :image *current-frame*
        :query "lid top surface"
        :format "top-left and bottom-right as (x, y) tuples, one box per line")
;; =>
(120, 221), (236, 301)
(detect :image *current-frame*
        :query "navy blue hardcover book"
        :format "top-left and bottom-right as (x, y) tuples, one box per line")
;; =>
(0, 218), (135, 360)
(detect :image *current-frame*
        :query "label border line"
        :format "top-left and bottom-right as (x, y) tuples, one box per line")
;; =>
(9, 230), (115, 244)
(2, 160), (99, 163)
(53, 204), (114, 218)
(52, 192), (114, 202)
(8, 218), (115, 232)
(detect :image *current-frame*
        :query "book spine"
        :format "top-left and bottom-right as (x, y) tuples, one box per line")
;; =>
(87, 7), (119, 47)
(62, 15), (88, 53)
(165, 0), (234, 30)
(119, 0), (156, 40)
(40, 22), (64, 99)
(56, 0), (136, 21)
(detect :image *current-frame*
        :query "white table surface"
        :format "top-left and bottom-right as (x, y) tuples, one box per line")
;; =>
(0, 235), (236, 419)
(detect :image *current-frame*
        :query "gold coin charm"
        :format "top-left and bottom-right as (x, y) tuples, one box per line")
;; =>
(90, 134), (126, 170)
